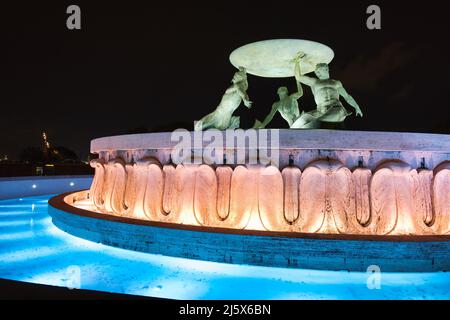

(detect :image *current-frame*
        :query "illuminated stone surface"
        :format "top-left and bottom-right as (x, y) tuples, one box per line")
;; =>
(82, 130), (450, 236)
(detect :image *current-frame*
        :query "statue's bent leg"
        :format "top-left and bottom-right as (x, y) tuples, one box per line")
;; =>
(228, 116), (240, 129)
(195, 112), (218, 131)
(318, 106), (351, 123)
(291, 112), (319, 129)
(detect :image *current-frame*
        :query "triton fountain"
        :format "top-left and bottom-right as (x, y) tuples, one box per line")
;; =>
(48, 39), (450, 272)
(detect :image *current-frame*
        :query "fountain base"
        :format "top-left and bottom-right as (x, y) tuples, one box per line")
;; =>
(49, 191), (450, 272)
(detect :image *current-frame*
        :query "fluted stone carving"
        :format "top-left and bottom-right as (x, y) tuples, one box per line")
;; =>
(88, 158), (450, 235)
(413, 168), (434, 233)
(431, 162), (450, 234)
(89, 159), (105, 209)
(281, 166), (301, 224)
(297, 160), (354, 234)
(353, 167), (371, 231)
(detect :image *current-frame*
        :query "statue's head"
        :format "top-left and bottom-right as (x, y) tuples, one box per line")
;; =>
(277, 86), (288, 98)
(232, 67), (247, 84)
(315, 63), (329, 80)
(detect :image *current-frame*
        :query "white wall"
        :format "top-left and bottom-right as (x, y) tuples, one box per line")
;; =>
(0, 175), (93, 200)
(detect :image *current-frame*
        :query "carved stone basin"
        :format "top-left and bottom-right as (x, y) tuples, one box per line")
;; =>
(47, 129), (450, 271)
(81, 129), (450, 236)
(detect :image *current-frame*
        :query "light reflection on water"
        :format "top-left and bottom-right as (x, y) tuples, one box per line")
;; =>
(0, 195), (449, 300)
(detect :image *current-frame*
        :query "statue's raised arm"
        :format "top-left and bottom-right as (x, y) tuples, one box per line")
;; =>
(290, 52), (304, 100)
(232, 67), (252, 108)
(293, 52), (316, 88)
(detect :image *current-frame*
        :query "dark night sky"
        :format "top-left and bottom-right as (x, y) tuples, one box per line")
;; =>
(2, 1), (450, 160)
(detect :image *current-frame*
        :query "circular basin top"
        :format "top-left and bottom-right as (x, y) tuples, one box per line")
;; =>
(229, 39), (334, 78)
(90, 130), (450, 153)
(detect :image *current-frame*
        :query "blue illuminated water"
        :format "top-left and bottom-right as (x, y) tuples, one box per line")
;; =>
(0, 195), (449, 299)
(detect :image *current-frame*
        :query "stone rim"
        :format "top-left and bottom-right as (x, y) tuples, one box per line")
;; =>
(49, 191), (450, 243)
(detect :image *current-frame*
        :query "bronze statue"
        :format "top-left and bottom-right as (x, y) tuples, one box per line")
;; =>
(253, 56), (303, 128)
(291, 61), (363, 128)
(195, 67), (252, 131)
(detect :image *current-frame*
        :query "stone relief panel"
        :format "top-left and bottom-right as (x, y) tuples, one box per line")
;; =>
(87, 157), (450, 235)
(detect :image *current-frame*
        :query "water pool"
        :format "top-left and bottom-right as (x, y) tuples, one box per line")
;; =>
(0, 195), (449, 299)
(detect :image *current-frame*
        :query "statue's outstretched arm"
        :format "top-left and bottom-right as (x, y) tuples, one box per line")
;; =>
(254, 103), (279, 128)
(338, 84), (363, 117)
